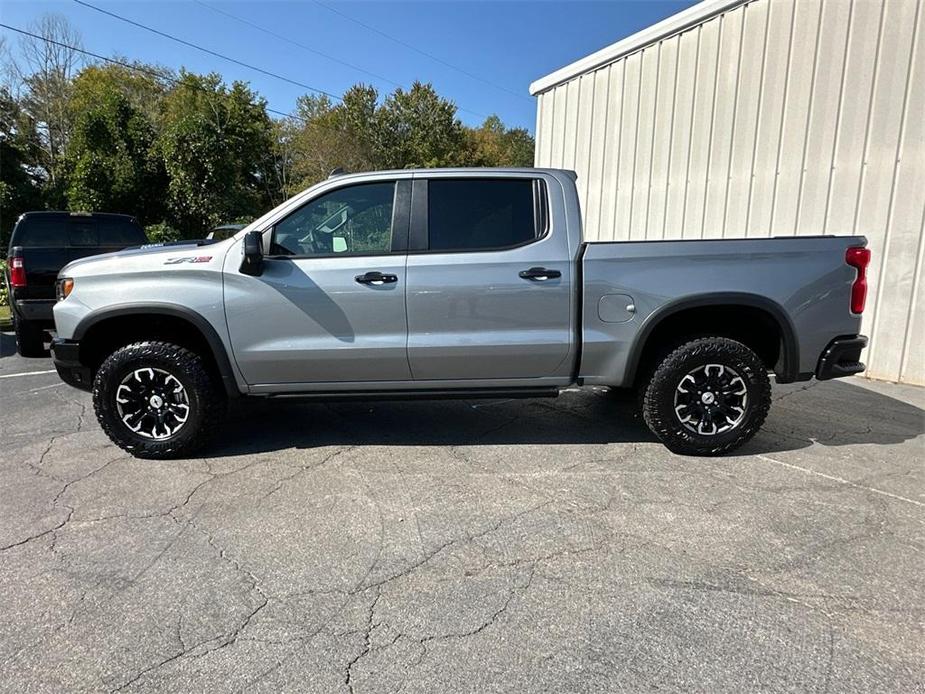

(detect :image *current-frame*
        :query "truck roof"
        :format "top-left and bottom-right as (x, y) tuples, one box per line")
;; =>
(328, 167), (577, 179)
(18, 211), (138, 221)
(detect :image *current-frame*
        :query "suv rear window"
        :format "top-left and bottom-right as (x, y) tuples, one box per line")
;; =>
(427, 179), (542, 252)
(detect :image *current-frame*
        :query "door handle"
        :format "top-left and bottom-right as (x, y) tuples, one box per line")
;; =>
(355, 271), (398, 285)
(519, 267), (561, 281)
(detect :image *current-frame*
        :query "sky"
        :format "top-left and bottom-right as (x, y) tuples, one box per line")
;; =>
(1, 0), (697, 132)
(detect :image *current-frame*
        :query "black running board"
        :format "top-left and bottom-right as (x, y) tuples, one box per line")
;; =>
(257, 387), (561, 402)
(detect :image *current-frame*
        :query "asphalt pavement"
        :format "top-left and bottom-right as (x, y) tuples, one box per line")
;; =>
(1, 331), (922, 693)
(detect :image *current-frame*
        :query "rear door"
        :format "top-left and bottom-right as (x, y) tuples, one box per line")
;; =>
(224, 178), (413, 386)
(405, 175), (573, 382)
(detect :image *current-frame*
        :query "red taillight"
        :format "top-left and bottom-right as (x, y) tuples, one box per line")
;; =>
(845, 246), (870, 314)
(9, 256), (26, 287)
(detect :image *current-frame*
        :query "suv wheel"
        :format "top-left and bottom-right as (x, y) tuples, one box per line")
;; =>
(642, 337), (771, 456)
(93, 341), (226, 459)
(13, 313), (46, 357)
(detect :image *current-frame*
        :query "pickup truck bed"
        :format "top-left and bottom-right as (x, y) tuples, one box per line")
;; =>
(580, 235), (864, 387)
(49, 168), (869, 459)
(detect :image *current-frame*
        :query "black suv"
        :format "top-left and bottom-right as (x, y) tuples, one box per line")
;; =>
(5, 212), (147, 356)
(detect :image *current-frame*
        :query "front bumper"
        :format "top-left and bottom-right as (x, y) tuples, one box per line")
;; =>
(50, 337), (92, 392)
(816, 335), (868, 380)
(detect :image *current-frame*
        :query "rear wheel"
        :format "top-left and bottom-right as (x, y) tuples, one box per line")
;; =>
(13, 313), (46, 357)
(642, 337), (771, 456)
(93, 341), (226, 459)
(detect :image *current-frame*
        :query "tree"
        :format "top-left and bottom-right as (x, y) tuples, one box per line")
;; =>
(0, 87), (43, 251)
(14, 15), (84, 204)
(64, 64), (168, 223)
(157, 72), (275, 233)
(375, 81), (466, 169)
(464, 115), (534, 167)
(288, 85), (380, 189)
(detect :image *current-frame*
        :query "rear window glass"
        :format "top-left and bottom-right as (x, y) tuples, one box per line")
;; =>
(11, 218), (68, 247)
(69, 222), (99, 246)
(11, 216), (145, 248)
(427, 179), (540, 252)
(96, 218), (147, 246)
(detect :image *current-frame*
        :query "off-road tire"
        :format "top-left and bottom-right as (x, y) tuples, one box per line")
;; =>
(13, 313), (46, 357)
(642, 337), (771, 456)
(93, 341), (226, 459)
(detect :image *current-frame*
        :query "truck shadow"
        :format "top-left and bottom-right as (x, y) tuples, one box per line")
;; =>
(208, 379), (924, 457)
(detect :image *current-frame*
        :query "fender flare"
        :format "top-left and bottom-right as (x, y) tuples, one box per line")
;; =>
(624, 292), (800, 384)
(73, 303), (242, 397)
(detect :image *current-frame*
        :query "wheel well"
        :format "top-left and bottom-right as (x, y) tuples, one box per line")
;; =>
(78, 314), (224, 385)
(632, 304), (787, 386)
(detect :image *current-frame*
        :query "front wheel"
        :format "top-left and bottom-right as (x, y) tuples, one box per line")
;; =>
(93, 341), (226, 459)
(642, 337), (771, 456)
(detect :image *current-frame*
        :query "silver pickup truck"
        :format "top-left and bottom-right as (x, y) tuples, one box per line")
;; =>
(50, 168), (870, 459)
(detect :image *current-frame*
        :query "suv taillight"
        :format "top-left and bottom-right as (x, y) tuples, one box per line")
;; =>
(845, 246), (870, 314)
(9, 255), (26, 287)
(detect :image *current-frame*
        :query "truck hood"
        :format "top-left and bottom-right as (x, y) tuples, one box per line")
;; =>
(59, 239), (225, 276)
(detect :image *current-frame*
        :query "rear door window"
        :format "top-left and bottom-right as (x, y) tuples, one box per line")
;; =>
(426, 179), (542, 252)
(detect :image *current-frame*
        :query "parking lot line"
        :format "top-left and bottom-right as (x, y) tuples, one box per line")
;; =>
(0, 369), (58, 379)
(757, 454), (924, 508)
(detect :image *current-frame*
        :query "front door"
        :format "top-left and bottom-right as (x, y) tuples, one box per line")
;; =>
(405, 176), (573, 382)
(224, 179), (412, 386)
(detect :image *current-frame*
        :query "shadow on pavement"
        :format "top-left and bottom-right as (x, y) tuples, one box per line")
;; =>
(206, 379), (924, 458)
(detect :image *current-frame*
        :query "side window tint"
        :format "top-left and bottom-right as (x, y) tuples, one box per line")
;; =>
(427, 179), (539, 252)
(271, 182), (395, 257)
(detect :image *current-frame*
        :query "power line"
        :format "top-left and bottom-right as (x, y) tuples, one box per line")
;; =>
(312, 0), (531, 103)
(72, 0), (341, 100)
(0, 22), (307, 123)
(192, 0), (401, 89)
(71, 0), (488, 120)
(191, 0), (487, 119)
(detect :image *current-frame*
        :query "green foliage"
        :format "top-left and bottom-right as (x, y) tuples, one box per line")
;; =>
(64, 65), (168, 224)
(1, 87), (43, 254)
(376, 82), (467, 169)
(144, 222), (180, 244)
(0, 259), (8, 307)
(157, 72), (275, 235)
(465, 115), (535, 167)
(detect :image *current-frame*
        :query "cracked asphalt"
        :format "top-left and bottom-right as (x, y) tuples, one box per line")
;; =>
(1, 332), (923, 693)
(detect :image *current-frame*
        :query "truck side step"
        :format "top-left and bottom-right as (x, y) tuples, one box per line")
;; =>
(259, 387), (561, 402)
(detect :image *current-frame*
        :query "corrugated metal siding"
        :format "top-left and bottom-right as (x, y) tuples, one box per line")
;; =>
(535, 0), (925, 385)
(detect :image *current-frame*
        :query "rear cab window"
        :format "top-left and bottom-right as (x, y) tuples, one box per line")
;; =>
(10, 218), (68, 247)
(424, 178), (547, 252)
(10, 215), (146, 249)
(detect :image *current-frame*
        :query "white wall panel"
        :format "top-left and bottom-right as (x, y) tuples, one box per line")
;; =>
(534, 0), (925, 384)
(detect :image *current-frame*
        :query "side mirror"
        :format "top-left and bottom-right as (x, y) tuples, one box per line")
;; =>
(240, 230), (264, 276)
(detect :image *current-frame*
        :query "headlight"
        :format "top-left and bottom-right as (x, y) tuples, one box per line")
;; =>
(56, 277), (74, 301)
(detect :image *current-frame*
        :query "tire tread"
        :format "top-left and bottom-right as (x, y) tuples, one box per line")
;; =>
(93, 341), (225, 459)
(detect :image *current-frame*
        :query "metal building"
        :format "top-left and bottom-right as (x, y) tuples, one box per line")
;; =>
(531, 0), (923, 385)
